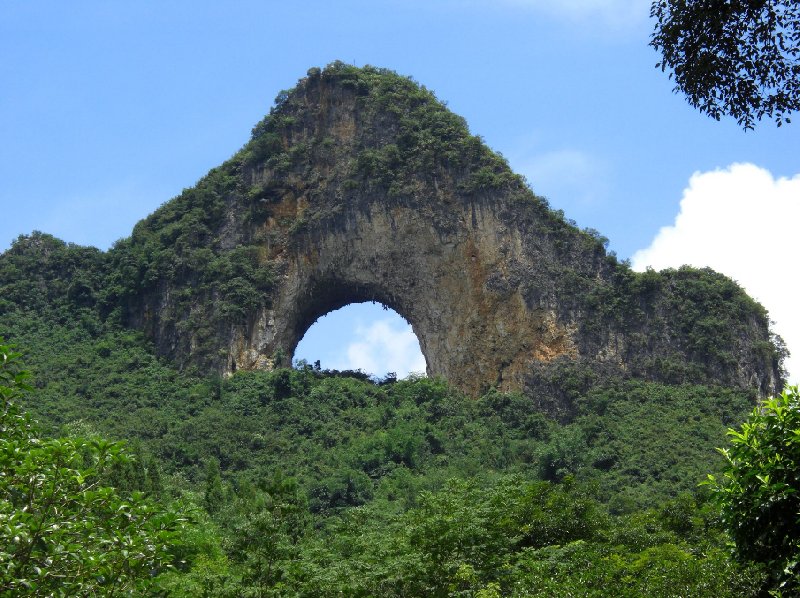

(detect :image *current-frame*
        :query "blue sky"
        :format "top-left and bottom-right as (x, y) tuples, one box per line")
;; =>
(1, 1), (797, 382)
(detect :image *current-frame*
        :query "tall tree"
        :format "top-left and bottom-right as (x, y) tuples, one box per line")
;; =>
(650, 0), (800, 129)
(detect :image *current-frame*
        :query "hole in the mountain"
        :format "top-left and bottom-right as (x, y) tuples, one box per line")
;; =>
(293, 302), (426, 380)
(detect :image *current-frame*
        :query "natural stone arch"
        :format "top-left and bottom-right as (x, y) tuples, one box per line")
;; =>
(124, 63), (782, 409)
(228, 197), (577, 395)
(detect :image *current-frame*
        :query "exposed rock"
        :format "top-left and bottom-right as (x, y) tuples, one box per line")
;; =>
(113, 63), (784, 410)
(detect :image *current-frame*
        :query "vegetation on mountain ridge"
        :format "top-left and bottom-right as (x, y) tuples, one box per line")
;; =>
(2, 62), (783, 400)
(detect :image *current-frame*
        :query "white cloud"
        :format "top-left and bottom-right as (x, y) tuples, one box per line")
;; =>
(337, 319), (427, 379)
(631, 163), (800, 384)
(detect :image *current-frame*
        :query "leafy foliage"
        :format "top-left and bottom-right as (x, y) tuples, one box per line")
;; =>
(0, 232), (107, 318)
(0, 320), (774, 596)
(161, 475), (763, 597)
(708, 386), (800, 595)
(0, 340), (187, 596)
(531, 379), (755, 510)
(651, 0), (800, 128)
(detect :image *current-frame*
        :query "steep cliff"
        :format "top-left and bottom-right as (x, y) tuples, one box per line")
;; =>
(75, 63), (784, 410)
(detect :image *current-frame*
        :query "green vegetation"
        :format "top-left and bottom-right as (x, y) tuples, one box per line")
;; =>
(0, 340), (186, 596)
(0, 298), (778, 596)
(0, 298), (788, 595)
(708, 386), (800, 596)
(164, 474), (763, 597)
(0, 61), (791, 595)
(311, 62), (525, 196)
(580, 264), (784, 388)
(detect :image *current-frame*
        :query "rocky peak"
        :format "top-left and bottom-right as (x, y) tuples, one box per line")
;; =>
(107, 62), (783, 413)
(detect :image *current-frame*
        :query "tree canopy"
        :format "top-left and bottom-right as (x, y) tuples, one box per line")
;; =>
(0, 340), (186, 596)
(708, 386), (800, 596)
(650, 0), (800, 129)
(0, 327), (775, 595)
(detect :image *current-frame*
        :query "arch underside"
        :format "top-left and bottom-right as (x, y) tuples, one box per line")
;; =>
(287, 279), (420, 366)
(229, 200), (580, 396)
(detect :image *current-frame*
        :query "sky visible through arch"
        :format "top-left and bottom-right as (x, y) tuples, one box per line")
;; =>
(1, 1), (797, 383)
(295, 304), (427, 379)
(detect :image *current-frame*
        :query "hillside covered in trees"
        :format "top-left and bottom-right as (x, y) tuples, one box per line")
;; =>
(0, 325), (777, 596)
(0, 63), (793, 596)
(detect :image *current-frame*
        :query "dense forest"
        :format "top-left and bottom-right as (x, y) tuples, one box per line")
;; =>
(1, 233), (797, 596)
(1, 62), (797, 597)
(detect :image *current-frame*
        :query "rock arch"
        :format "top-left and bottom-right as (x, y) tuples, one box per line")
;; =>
(228, 197), (577, 395)
(124, 63), (782, 404)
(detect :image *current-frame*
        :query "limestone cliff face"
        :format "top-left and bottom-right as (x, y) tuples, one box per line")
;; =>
(229, 197), (581, 397)
(116, 63), (783, 410)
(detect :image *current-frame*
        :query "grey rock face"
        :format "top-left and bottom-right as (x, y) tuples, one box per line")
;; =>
(121, 64), (784, 408)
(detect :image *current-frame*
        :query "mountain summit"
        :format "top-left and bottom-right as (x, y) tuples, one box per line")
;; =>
(4, 63), (784, 415)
